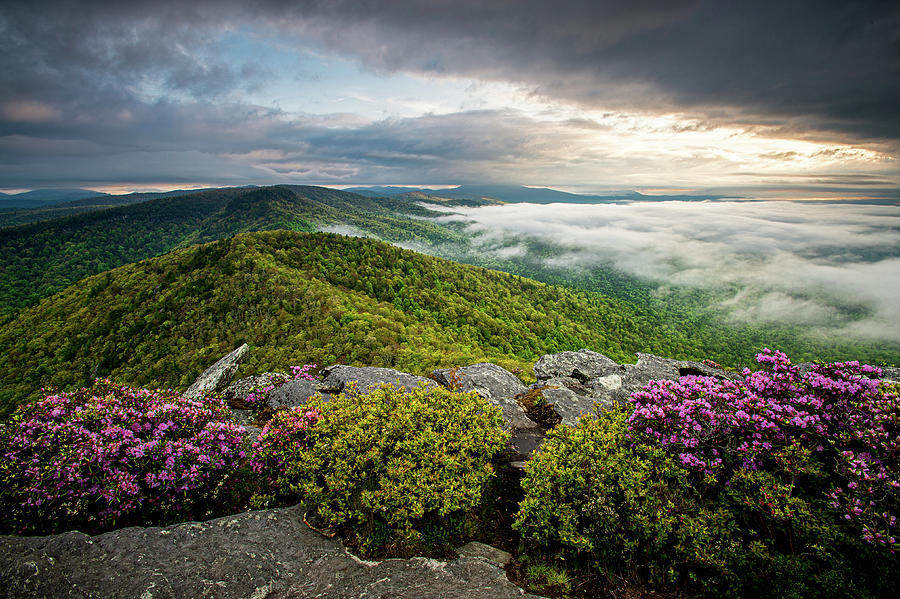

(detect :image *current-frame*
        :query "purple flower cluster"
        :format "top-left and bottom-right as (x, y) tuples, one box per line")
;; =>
(250, 407), (322, 486)
(627, 349), (898, 550)
(245, 364), (318, 408)
(0, 380), (246, 534)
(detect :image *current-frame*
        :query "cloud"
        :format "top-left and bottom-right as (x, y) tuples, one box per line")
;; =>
(0, 105), (588, 187)
(1, 101), (62, 123)
(4, 2), (898, 141)
(0, 1), (897, 190)
(2, 98), (894, 193)
(260, 0), (900, 145)
(436, 201), (900, 342)
(722, 290), (840, 326)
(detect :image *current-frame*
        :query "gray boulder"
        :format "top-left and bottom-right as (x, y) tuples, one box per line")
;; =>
(628, 352), (680, 379)
(533, 349), (619, 382)
(319, 365), (438, 394)
(228, 408), (255, 428)
(222, 373), (328, 411)
(666, 357), (743, 382)
(456, 541), (512, 568)
(589, 373), (625, 396)
(432, 363), (537, 430)
(509, 428), (547, 464)
(529, 351), (743, 428)
(531, 377), (619, 427)
(879, 366), (899, 385)
(265, 379), (326, 409)
(221, 372), (290, 402)
(619, 353), (679, 396)
(184, 344), (249, 400)
(0, 505), (544, 599)
(622, 353), (741, 393)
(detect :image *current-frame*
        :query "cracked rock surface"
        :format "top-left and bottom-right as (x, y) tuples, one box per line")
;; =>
(531, 350), (743, 427)
(184, 344), (250, 400)
(0, 505), (544, 599)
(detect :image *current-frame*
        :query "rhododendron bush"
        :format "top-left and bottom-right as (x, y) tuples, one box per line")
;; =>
(628, 349), (899, 550)
(276, 383), (510, 555)
(516, 350), (899, 597)
(0, 380), (246, 535)
(250, 406), (322, 495)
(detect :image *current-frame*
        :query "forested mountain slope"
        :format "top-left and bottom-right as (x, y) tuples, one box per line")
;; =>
(0, 231), (703, 418)
(0, 185), (462, 314)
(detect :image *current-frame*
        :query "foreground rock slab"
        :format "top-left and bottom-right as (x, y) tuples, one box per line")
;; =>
(0, 505), (544, 599)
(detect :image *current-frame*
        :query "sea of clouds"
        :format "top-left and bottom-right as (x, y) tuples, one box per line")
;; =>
(434, 201), (900, 343)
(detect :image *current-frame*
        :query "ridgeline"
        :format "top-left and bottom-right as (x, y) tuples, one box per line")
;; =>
(0, 230), (703, 418)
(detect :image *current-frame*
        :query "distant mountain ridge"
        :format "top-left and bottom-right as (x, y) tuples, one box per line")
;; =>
(348, 184), (731, 204)
(0, 187), (264, 228)
(0, 188), (108, 209)
(0, 185), (465, 314)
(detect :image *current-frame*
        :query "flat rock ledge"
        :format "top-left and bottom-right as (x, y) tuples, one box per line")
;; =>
(0, 505), (544, 599)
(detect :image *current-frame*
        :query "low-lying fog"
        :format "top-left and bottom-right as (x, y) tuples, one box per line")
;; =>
(435, 201), (900, 343)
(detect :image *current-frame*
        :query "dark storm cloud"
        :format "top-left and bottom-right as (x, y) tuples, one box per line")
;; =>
(263, 0), (900, 144)
(1, 1), (898, 188)
(0, 1), (251, 102)
(0, 102), (567, 187)
(4, 1), (898, 139)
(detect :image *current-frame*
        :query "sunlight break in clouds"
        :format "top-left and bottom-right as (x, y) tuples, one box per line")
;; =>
(436, 201), (900, 342)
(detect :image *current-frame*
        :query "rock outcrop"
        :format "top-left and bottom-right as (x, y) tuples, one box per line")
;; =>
(432, 363), (538, 430)
(530, 377), (618, 427)
(265, 379), (326, 409)
(0, 505), (544, 599)
(220, 372), (290, 402)
(195, 346), (748, 450)
(184, 344), (249, 400)
(7, 344), (894, 597)
(319, 365), (438, 394)
(533, 349), (619, 381)
(882, 366), (900, 385)
(530, 350), (740, 427)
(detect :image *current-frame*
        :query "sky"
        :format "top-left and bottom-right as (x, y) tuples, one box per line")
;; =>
(1, 0), (899, 197)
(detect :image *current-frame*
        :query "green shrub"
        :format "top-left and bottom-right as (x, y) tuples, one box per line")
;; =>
(514, 406), (897, 598)
(524, 558), (573, 596)
(270, 382), (509, 555)
(514, 407), (720, 588)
